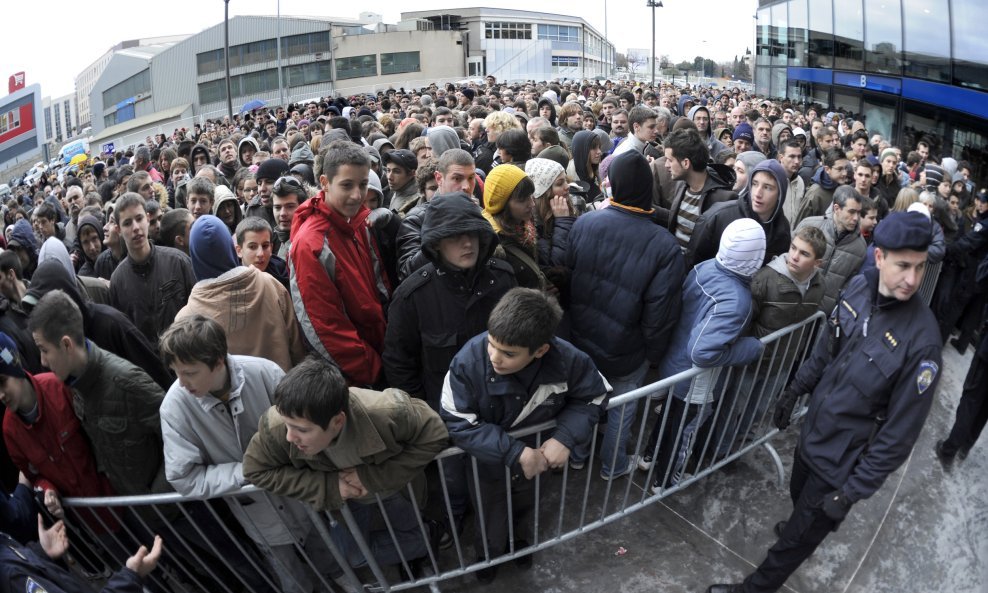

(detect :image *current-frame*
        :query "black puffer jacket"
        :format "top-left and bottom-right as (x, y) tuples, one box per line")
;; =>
(384, 193), (516, 410)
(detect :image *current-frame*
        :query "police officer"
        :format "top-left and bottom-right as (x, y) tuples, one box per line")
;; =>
(708, 211), (942, 593)
(935, 250), (988, 465)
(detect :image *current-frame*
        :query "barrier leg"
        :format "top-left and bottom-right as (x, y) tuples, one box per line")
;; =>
(761, 441), (786, 489)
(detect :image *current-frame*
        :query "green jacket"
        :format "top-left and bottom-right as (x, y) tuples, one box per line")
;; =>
(72, 342), (169, 496)
(243, 387), (449, 511)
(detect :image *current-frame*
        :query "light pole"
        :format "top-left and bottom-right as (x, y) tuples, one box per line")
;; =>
(277, 0), (284, 107)
(646, 1), (663, 88)
(224, 0), (233, 121)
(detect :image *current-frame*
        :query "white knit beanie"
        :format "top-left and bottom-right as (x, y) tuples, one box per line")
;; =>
(716, 218), (766, 278)
(525, 158), (565, 198)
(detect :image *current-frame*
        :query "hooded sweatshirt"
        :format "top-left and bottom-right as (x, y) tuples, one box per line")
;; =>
(23, 259), (173, 389)
(427, 126), (461, 157)
(736, 151), (769, 197)
(687, 105), (727, 159)
(212, 185), (244, 234)
(289, 142), (315, 167)
(8, 219), (37, 271)
(794, 165), (841, 225)
(384, 192), (515, 408)
(189, 215), (240, 282)
(567, 131), (603, 203)
(189, 144), (211, 175)
(688, 160), (791, 269)
(179, 218), (306, 372)
(76, 214), (105, 277)
(238, 136), (260, 168)
(36, 237), (111, 306)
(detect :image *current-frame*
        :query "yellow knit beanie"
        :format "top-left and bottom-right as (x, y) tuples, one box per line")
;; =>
(483, 164), (528, 216)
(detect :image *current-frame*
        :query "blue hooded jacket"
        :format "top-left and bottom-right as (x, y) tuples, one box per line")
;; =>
(8, 219), (36, 256)
(189, 215), (239, 282)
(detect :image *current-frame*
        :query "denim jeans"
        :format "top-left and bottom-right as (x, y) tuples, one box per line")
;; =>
(572, 362), (648, 476)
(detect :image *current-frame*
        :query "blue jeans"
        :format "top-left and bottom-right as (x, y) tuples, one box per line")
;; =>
(572, 362), (648, 475)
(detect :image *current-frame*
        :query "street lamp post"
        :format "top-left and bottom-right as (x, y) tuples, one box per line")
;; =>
(646, 0), (663, 88)
(224, 0), (234, 121)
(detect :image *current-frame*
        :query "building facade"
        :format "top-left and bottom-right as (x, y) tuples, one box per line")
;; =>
(402, 8), (615, 82)
(88, 15), (467, 148)
(74, 35), (190, 131)
(41, 93), (79, 145)
(755, 0), (988, 182)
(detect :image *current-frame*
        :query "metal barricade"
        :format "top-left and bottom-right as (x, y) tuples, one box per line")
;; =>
(917, 259), (943, 307)
(63, 312), (826, 593)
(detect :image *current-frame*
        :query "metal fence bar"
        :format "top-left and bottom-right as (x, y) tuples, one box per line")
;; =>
(62, 313), (827, 593)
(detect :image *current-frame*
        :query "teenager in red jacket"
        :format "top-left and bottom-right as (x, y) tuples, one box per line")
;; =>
(290, 141), (391, 386)
(0, 332), (114, 519)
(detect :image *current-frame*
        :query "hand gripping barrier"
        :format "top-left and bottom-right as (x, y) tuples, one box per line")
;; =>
(62, 312), (826, 593)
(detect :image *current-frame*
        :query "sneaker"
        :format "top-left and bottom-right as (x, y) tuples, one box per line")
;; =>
(637, 454), (653, 471)
(600, 455), (641, 481)
(568, 458), (586, 471)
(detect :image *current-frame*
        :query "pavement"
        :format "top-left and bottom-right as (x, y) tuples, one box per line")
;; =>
(430, 343), (988, 593)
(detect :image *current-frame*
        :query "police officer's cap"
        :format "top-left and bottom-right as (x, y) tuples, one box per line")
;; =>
(873, 211), (931, 252)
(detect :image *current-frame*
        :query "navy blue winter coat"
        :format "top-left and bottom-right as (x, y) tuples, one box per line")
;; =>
(440, 332), (608, 474)
(566, 151), (685, 377)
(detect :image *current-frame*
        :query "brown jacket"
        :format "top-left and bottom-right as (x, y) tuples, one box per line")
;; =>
(243, 387), (449, 511)
(176, 266), (305, 372)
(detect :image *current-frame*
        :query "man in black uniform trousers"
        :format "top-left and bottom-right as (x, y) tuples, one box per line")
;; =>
(935, 250), (988, 465)
(708, 210), (943, 593)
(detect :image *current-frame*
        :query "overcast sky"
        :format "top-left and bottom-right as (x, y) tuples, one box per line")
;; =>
(2, 0), (757, 99)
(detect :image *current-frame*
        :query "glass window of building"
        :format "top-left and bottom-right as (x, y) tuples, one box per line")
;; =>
(756, 7), (771, 63)
(336, 55), (377, 80)
(902, 101), (946, 155)
(771, 67), (788, 99)
(951, 0), (988, 90)
(808, 0), (833, 69)
(755, 66), (770, 97)
(834, 90), (860, 118)
(902, 0), (950, 82)
(770, 3), (788, 67)
(287, 62), (332, 87)
(381, 52), (421, 75)
(538, 24), (580, 43)
(863, 0), (901, 75)
(833, 0), (864, 71)
(862, 95), (898, 142)
(788, 0), (809, 67)
(198, 79), (227, 105)
(484, 22), (532, 40)
(103, 69), (151, 108)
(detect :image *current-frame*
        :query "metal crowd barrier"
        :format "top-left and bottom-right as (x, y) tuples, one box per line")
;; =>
(63, 312), (826, 593)
(917, 259), (942, 308)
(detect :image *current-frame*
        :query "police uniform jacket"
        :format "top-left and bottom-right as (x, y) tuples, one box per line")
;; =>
(0, 531), (144, 593)
(788, 267), (941, 503)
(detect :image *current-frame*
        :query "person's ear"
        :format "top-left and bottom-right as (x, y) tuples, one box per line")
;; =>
(532, 343), (551, 359)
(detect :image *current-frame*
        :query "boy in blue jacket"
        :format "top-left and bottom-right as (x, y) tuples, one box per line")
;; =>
(641, 218), (767, 492)
(440, 288), (609, 583)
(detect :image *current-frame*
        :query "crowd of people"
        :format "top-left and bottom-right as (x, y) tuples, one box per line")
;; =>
(0, 75), (983, 593)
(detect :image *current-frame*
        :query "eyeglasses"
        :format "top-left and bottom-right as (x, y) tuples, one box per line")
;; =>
(273, 176), (303, 195)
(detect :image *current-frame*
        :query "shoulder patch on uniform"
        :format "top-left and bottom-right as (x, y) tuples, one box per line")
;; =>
(917, 360), (938, 395)
(26, 577), (49, 593)
(841, 299), (858, 319)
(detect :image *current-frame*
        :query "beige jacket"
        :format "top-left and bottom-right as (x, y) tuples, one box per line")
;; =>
(176, 266), (306, 371)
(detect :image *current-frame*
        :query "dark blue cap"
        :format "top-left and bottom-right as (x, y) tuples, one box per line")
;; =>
(872, 211), (931, 251)
(0, 332), (25, 379)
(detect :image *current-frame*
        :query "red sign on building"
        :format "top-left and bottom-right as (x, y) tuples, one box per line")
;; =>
(8, 72), (25, 94)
